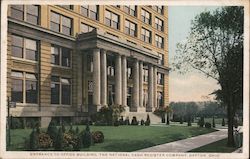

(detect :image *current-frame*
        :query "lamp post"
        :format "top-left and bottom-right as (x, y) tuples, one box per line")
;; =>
(7, 97), (16, 148)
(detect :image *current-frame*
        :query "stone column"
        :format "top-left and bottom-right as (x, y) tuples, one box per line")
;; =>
(122, 56), (127, 106)
(154, 67), (158, 108)
(139, 61), (144, 107)
(93, 48), (101, 106)
(101, 50), (107, 106)
(115, 54), (122, 105)
(132, 59), (139, 111)
(147, 64), (154, 112)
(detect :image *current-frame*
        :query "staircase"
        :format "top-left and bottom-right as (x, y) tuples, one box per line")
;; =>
(124, 112), (162, 124)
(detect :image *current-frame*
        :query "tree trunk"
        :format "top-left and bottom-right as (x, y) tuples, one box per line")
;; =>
(227, 101), (235, 147)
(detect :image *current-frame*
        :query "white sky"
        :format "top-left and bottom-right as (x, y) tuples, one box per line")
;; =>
(168, 6), (220, 102)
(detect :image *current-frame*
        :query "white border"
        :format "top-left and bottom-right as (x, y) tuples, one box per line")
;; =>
(1, 0), (249, 159)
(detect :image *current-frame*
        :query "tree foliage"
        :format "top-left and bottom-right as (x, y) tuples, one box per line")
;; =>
(172, 6), (243, 146)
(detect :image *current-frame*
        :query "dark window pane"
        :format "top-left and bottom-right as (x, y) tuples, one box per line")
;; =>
(26, 80), (37, 103)
(12, 5), (24, 11)
(51, 76), (60, 82)
(62, 48), (71, 67)
(51, 46), (60, 65)
(62, 84), (71, 105)
(26, 49), (37, 61)
(12, 46), (23, 58)
(27, 14), (38, 25)
(11, 9), (24, 20)
(12, 35), (23, 47)
(50, 22), (60, 32)
(11, 79), (23, 103)
(51, 12), (60, 23)
(51, 83), (59, 104)
(90, 11), (97, 20)
(62, 26), (71, 35)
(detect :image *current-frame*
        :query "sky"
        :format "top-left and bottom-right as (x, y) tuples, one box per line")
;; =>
(168, 6), (220, 102)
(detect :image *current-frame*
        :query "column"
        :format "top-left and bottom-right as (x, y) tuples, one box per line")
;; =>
(154, 67), (158, 108)
(115, 54), (122, 105)
(147, 64), (154, 111)
(139, 61), (144, 107)
(132, 59), (139, 111)
(101, 50), (107, 106)
(122, 56), (127, 106)
(93, 48), (101, 106)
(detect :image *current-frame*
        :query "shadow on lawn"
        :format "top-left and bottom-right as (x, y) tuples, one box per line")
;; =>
(99, 139), (155, 152)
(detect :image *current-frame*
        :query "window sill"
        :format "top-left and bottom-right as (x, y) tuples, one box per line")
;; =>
(12, 103), (39, 107)
(51, 104), (72, 107)
(11, 57), (38, 64)
(51, 64), (72, 69)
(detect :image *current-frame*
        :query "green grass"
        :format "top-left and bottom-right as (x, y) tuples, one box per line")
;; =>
(189, 138), (239, 153)
(8, 125), (216, 152)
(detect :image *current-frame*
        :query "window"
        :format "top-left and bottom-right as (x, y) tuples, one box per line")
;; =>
(81, 5), (99, 20)
(155, 17), (164, 31)
(81, 23), (95, 33)
(11, 71), (38, 104)
(141, 9), (151, 24)
(152, 5), (164, 15)
(125, 20), (137, 37)
(11, 35), (38, 61)
(107, 58), (115, 76)
(127, 67), (132, 79)
(127, 87), (132, 107)
(155, 35), (164, 48)
(143, 69), (148, 82)
(124, 5), (136, 16)
(158, 53), (164, 65)
(141, 28), (151, 43)
(105, 10), (120, 30)
(143, 89), (148, 107)
(51, 45), (71, 67)
(58, 5), (73, 10)
(86, 54), (93, 72)
(11, 5), (39, 25)
(50, 11), (72, 35)
(157, 73), (164, 85)
(157, 92), (164, 107)
(51, 76), (71, 105)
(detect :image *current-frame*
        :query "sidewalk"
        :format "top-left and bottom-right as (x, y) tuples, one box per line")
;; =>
(136, 129), (227, 152)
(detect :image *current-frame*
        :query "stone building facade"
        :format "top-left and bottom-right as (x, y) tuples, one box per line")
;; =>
(7, 5), (169, 127)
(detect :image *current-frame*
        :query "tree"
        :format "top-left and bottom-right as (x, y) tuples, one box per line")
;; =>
(172, 7), (243, 146)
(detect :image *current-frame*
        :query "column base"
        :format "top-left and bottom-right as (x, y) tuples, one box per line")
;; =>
(130, 107), (137, 112)
(146, 107), (152, 112)
(137, 107), (146, 112)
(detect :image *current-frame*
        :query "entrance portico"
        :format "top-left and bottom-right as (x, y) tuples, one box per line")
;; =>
(76, 29), (169, 114)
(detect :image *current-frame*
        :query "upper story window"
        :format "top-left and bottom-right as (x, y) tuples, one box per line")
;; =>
(141, 9), (151, 25)
(58, 5), (73, 10)
(155, 35), (164, 48)
(152, 5), (164, 15)
(125, 20), (137, 37)
(157, 73), (164, 85)
(105, 10), (120, 30)
(81, 5), (99, 20)
(158, 53), (164, 65)
(124, 5), (136, 17)
(10, 5), (39, 25)
(81, 23), (95, 33)
(141, 28), (151, 43)
(155, 17), (164, 32)
(11, 71), (38, 104)
(50, 11), (72, 36)
(51, 45), (71, 67)
(11, 35), (38, 61)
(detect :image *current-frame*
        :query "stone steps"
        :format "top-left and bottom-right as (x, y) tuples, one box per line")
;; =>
(123, 111), (162, 124)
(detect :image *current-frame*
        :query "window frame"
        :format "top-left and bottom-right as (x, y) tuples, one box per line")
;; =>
(80, 5), (99, 21)
(51, 44), (72, 68)
(141, 28), (151, 43)
(141, 8), (151, 25)
(155, 17), (164, 32)
(11, 71), (38, 104)
(125, 19), (137, 37)
(124, 5), (137, 17)
(155, 34), (164, 49)
(105, 10), (120, 30)
(50, 11), (73, 36)
(80, 23), (96, 33)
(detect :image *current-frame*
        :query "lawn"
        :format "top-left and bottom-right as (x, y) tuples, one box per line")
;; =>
(189, 138), (239, 153)
(8, 125), (216, 152)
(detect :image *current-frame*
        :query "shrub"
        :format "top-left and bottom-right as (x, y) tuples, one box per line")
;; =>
(140, 119), (145, 126)
(124, 117), (130, 125)
(29, 129), (38, 150)
(62, 123), (66, 133)
(91, 131), (104, 143)
(119, 116), (124, 125)
(187, 118), (192, 126)
(82, 124), (92, 148)
(75, 126), (79, 134)
(180, 117), (183, 124)
(11, 117), (24, 129)
(68, 124), (75, 134)
(54, 128), (63, 150)
(114, 120), (120, 126)
(222, 118), (225, 126)
(38, 132), (52, 148)
(131, 116), (138, 125)
(47, 120), (58, 143)
(145, 114), (150, 126)
(212, 117), (216, 128)
(205, 122), (212, 128)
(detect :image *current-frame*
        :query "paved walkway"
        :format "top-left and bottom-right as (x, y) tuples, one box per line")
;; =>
(136, 129), (227, 152)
